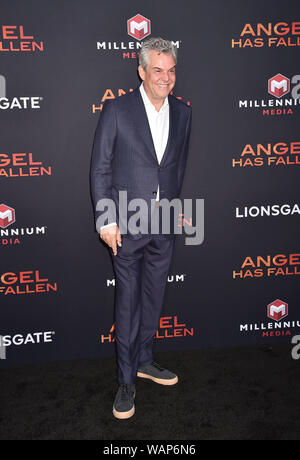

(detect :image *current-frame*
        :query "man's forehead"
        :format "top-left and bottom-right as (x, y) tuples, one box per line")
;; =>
(147, 50), (176, 68)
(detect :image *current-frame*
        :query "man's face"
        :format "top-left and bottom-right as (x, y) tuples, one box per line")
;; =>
(138, 50), (176, 103)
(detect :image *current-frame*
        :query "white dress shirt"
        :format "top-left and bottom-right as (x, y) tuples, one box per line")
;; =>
(139, 82), (169, 201)
(100, 82), (169, 231)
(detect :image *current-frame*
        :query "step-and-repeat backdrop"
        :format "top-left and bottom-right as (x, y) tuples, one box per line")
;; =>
(1, 0), (299, 366)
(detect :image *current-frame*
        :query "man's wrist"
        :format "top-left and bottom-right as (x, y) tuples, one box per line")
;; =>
(100, 222), (117, 233)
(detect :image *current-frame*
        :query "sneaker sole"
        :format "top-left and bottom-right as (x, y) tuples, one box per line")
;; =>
(137, 372), (178, 385)
(112, 391), (136, 420)
(113, 405), (135, 419)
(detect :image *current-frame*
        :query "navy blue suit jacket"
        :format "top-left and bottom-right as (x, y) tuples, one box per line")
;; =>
(90, 86), (192, 239)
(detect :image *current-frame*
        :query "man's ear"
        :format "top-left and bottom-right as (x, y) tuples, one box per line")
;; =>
(138, 65), (145, 81)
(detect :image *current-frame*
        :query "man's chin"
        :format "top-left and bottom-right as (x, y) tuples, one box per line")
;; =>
(156, 87), (172, 97)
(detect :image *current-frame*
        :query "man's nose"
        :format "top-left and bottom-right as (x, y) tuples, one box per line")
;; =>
(160, 72), (169, 82)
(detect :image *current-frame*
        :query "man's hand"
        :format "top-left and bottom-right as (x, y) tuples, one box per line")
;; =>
(100, 224), (122, 256)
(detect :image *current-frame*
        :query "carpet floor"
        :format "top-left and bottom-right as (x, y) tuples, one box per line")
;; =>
(0, 343), (300, 440)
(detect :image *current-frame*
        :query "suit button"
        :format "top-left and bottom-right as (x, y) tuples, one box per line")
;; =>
(152, 191), (157, 195)
(158, 166), (162, 172)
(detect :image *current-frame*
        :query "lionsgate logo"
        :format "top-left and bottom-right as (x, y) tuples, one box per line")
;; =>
(238, 73), (300, 116)
(239, 300), (300, 338)
(235, 203), (300, 219)
(0, 204), (47, 246)
(0, 75), (43, 109)
(0, 331), (54, 360)
(96, 13), (180, 59)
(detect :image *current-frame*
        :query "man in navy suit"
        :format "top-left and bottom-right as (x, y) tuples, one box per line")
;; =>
(91, 37), (192, 419)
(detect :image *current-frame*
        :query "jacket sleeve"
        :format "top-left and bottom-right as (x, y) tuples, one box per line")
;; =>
(90, 100), (117, 232)
(177, 107), (192, 196)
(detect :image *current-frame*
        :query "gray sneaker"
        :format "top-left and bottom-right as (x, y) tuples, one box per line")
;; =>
(137, 362), (178, 385)
(112, 383), (136, 419)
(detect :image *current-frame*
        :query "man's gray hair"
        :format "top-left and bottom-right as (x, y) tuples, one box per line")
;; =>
(139, 37), (177, 70)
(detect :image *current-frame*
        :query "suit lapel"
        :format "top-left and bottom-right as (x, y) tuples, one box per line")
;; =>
(161, 93), (177, 166)
(131, 87), (177, 166)
(132, 87), (157, 164)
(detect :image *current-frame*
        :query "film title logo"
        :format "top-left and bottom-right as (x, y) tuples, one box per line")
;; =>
(127, 14), (151, 40)
(100, 315), (194, 343)
(268, 300), (288, 321)
(232, 141), (300, 168)
(0, 75), (43, 110)
(92, 88), (133, 113)
(238, 73), (300, 117)
(0, 25), (44, 52)
(0, 204), (47, 247)
(240, 300), (300, 338)
(0, 152), (52, 178)
(0, 204), (15, 228)
(96, 14), (180, 60)
(233, 253), (300, 280)
(92, 88), (191, 113)
(232, 22), (300, 48)
(0, 270), (57, 295)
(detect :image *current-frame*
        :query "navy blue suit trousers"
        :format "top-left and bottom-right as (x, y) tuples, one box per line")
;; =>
(111, 235), (175, 384)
